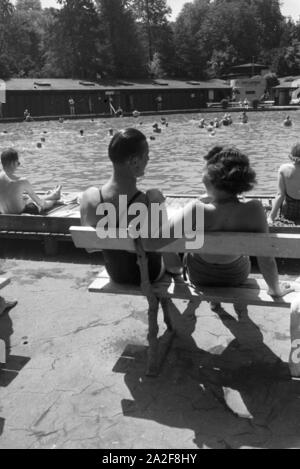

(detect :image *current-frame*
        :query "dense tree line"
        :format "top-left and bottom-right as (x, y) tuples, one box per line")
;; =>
(1, 0), (300, 80)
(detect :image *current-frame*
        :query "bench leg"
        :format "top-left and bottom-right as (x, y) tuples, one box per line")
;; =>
(160, 298), (174, 332)
(289, 298), (300, 377)
(44, 238), (58, 256)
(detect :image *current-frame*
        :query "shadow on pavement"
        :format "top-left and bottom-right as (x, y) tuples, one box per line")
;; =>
(0, 310), (30, 387)
(113, 299), (300, 449)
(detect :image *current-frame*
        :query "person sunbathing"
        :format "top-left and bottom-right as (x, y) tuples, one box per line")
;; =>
(0, 148), (61, 215)
(268, 143), (300, 225)
(80, 128), (181, 285)
(144, 146), (291, 298)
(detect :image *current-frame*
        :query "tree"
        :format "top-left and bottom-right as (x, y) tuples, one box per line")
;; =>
(43, 0), (106, 78)
(173, 0), (210, 78)
(0, 0), (14, 21)
(16, 0), (42, 11)
(126, 0), (172, 67)
(148, 51), (164, 78)
(0, 0), (15, 77)
(11, 0), (46, 76)
(264, 72), (280, 91)
(96, 0), (146, 78)
(251, 0), (284, 50)
(272, 43), (300, 77)
(199, 0), (261, 70)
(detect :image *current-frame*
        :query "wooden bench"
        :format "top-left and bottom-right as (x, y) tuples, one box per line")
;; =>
(70, 227), (300, 376)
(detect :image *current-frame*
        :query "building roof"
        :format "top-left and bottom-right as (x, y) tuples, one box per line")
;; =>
(274, 76), (300, 89)
(231, 63), (267, 70)
(3, 78), (231, 92)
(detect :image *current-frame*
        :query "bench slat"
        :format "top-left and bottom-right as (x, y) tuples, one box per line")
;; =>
(88, 270), (300, 308)
(70, 226), (300, 258)
(0, 278), (10, 290)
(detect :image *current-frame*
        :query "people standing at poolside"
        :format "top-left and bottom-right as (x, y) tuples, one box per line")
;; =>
(243, 98), (249, 109)
(24, 109), (33, 122)
(155, 95), (163, 112)
(68, 97), (75, 115)
(268, 143), (300, 225)
(0, 148), (61, 215)
(144, 146), (291, 299)
(80, 128), (181, 285)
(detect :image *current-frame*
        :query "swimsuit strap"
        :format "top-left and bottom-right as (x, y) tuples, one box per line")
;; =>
(99, 189), (142, 207)
(127, 190), (142, 207)
(99, 189), (142, 229)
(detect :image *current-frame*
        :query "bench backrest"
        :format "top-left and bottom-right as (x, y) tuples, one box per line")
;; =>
(70, 226), (300, 258)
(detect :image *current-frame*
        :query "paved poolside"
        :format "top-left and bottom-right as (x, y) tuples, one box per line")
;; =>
(0, 257), (300, 449)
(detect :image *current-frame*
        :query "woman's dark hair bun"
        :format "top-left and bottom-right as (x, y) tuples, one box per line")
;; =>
(204, 146), (256, 195)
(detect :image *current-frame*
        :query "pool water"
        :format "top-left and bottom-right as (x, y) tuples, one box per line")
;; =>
(0, 111), (299, 195)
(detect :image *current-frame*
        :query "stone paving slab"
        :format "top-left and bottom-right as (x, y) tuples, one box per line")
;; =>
(0, 258), (300, 449)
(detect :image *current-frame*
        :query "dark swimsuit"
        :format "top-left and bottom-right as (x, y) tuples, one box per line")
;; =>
(22, 202), (40, 215)
(99, 190), (162, 285)
(186, 254), (251, 287)
(281, 193), (300, 224)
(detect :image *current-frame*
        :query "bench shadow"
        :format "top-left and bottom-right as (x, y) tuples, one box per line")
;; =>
(0, 418), (4, 437)
(0, 311), (30, 387)
(113, 294), (300, 449)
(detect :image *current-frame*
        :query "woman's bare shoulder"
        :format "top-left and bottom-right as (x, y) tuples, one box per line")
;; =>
(241, 199), (268, 231)
(242, 199), (265, 212)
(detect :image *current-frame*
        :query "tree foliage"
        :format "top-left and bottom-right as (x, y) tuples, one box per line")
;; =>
(0, 0), (299, 80)
(96, 0), (146, 78)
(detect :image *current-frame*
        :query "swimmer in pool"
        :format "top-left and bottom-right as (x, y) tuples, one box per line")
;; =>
(199, 118), (205, 129)
(240, 111), (248, 124)
(132, 110), (140, 118)
(206, 121), (215, 132)
(214, 118), (220, 128)
(284, 116), (292, 127)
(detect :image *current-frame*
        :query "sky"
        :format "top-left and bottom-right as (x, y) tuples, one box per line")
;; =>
(22, 0), (300, 21)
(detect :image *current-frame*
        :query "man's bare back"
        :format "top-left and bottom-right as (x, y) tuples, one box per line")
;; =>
(0, 171), (30, 214)
(0, 148), (61, 215)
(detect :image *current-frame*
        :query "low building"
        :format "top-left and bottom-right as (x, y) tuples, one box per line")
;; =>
(224, 63), (269, 102)
(0, 78), (231, 118)
(273, 77), (300, 106)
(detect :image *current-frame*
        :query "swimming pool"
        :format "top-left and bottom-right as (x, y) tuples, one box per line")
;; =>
(0, 111), (298, 194)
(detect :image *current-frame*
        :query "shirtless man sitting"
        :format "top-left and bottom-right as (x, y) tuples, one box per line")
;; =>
(0, 148), (61, 215)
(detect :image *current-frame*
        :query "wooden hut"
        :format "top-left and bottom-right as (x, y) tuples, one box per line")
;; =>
(0, 78), (231, 118)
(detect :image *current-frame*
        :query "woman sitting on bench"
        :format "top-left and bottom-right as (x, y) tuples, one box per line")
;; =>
(268, 143), (300, 225)
(147, 146), (291, 298)
(186, 146), (289, 295)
